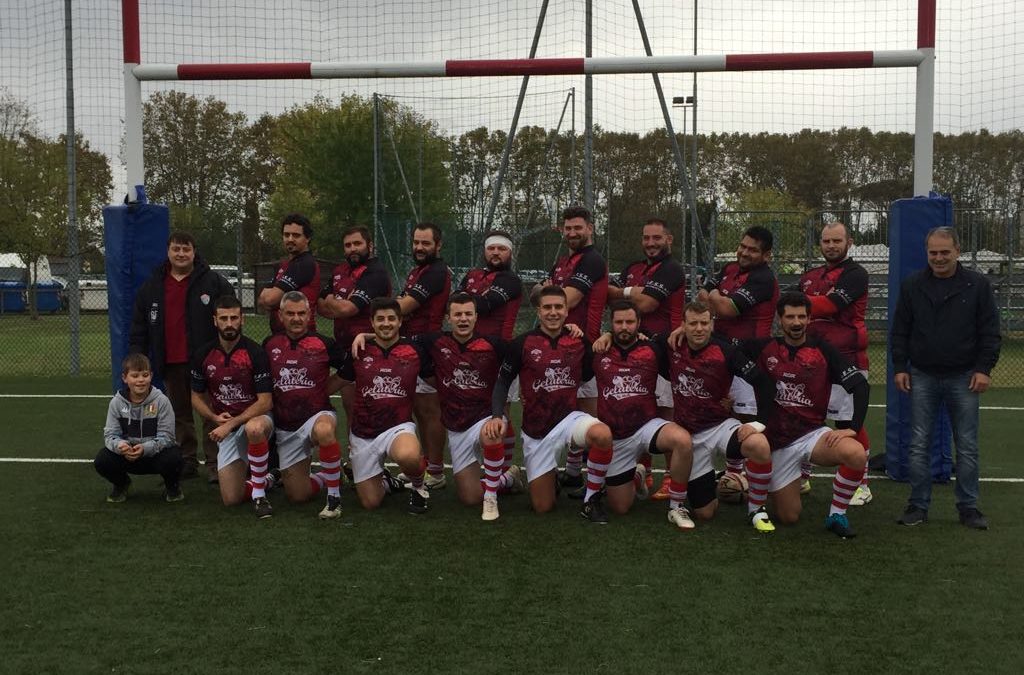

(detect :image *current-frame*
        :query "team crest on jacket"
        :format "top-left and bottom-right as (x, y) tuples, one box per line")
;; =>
(533, 366), (574, 392)
(442, 367), (486, 390)
(775, 381), (813, 407)
(275, 367), (316, 392)
(602, 374), (647, 400)
(362, 375), (406, 399)
(200, 293), (210, 305)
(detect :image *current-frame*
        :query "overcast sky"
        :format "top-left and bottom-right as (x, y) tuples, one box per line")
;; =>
(2, 0), (1021, 196)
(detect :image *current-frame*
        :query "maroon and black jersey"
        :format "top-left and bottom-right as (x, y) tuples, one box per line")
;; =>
(400, 258), (451, 336)
(704, 262), (778, 343)
(190, 336), (273, 417)
(458, 267), (523, 340)
(416, 332), (505, 432)
(549, 244), (608, 341)
(799, 258), (869, 369)
(270, 250), (320, 334)
(593, 341), (666, 440)
(661, 336), (762, 434)
(263, 332), (342, 432)
(616, 253), (686, 335)
(746, 337), (866, 448)
(339, 338), (428, 439)
(496, 328), (594, 439)
(326, 257), (392, 349)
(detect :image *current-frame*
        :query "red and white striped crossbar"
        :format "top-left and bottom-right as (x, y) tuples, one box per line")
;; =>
(131, 50), (925, 81)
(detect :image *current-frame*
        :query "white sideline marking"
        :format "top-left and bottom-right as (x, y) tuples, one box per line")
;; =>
(2, 457), (1022, 483)
(1, 395), (1022, 412)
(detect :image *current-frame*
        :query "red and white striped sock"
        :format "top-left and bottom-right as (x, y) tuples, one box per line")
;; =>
(319, 442), (342, 498)
(247, 439), (270, 500)
(745, 460), (772, 514)
(855, 427), (871, 487)
(829, 464), (862, 516)
(502, 420), (516, 473)
(406, 464), (425, 491)
(668, 479), (688, 510)
(726, 457), (745, 475)
(482, 442), (505, 498)
(800, 460), (813, 481)
(584, 446), (613, 502)
(565, 447), (584, 477)
(427, 460), (444, 479)
(308, 472), (326, 495)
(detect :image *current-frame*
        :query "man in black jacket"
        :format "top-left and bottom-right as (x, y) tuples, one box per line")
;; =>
(130, 231), (235, 480)
(891, 226), (1001, 530)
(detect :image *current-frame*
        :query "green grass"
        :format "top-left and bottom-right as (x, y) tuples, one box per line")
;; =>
(1, 378), (1023, 673)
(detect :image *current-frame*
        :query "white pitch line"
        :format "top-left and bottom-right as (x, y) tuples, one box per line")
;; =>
(2, 457), (1023, 483)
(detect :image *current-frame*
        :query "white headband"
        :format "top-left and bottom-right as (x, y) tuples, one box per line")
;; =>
(484, 235), (514, 250)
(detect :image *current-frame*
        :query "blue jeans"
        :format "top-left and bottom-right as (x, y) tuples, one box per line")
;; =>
(907, 367), (980, 512)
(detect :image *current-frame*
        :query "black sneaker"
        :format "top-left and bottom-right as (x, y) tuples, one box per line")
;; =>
(567, 483), (587, 500)
(408, 487), (430, 515)
(266, 468), (282, 490)
(318, 494), (342, 520)
(580, 492), (609, 524)
(381, 468), (406, 494)
(106, 478), (131, 503)
(254, 497), (273, 519)
(559, 470), (584, 490)
(897, 505), (928, 526)
(164, 484), (185, 502)
(342, 461), (354, 482)
(959, 507), (989, 530)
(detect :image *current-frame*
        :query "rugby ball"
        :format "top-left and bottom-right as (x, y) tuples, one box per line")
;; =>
(717, 471), (748, 504)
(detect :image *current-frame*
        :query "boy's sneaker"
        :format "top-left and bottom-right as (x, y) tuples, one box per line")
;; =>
(254, 497), (273, 519)
(825, 512), (855, 538)
(634, 463), (650, 500)
(381, 468), (406, 494)
(164, 484), (185, 503)
(107, 478), (131, 503)
(750, 506), (776, 533)
(897, 505), (928, 526)
(266, 469), (281, 491)
(580, 492), (609, 524)
(849, 485), (873, 506)
(481, 495), (500, 521)
(318, 494), (342, 520)
(651, 475), (672, 500)
(504, 465), (525, 494)
(408, 487), (430, 515)
(959, 507), (989, 530)
(424, 473), (447, 490)
(799, 479), (812, 495)
(667, 506), (696, 531)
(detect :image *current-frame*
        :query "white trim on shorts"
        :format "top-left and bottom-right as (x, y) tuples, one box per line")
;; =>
(689, 417), (743, 479)
(521, 410), (592, 481)
(416, 376), (437, 395)
(217, 414), (274, 468)
(607, 418), (671, 479)
(730, 377), (757, 415)
(826, 369), (868, 421)
(349, 421), (418, 483)
(274, 411), (336, 471)
(447, 416), (505, 474)
(655, 375), (673, 409)
(577, 377), (597, 399)
(768, 426), (831, 492)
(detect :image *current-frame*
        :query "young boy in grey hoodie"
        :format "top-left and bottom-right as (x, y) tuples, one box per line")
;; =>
(94, 353), (184, 502)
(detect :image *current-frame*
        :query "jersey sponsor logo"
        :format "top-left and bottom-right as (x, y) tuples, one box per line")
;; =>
(532, 366), (575, 392)
(216, 382), (249, 404)
(529, 348), (544, 361)
(361, 375), (407, 399)
(775, 381), (813, 407)
(602, 374), (648, 400)
(672, 372), (713, 400)
(275, 366), (316, 392)
(766, 356), (779, 370)
(439, 347), (453, 357)
(271, 348), (282, 358)
(442, 367), (487, 390)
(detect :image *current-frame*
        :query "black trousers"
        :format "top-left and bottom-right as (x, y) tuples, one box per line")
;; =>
(94, 446), (184, 488)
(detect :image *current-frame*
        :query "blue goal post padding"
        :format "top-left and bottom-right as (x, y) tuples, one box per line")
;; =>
(885, 193), (954, 482)
(103, 187), (169, 392)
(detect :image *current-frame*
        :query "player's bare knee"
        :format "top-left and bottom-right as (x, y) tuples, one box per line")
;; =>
(841, 441), (867, 470)
(358, 491), (383, 510)
(693, 503), (717, 520)
(741, 434), (770, 463)
(774, 503), (802, 525)
(244, 418), (268, 442)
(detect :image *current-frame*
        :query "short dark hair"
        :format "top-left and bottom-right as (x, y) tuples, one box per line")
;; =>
(214, 295), (242, 311)
(168, 231), (196, 248)
(561, 205), (593, 224)
(447, 291), (477, 312)
(608, 299), (639, 321)
(644, 217), (669, 231)
(342, 225), (372, 244)
(281, 212), (313, 239)
(776, 290), (811, 316)
(413, 222), (442, 244)
(370, 296), (401, 318)
(121, 353), (151, 374)
(683, 300), (712, 317)
(532, 284), (567, 307)
(742, 225), (773, 253)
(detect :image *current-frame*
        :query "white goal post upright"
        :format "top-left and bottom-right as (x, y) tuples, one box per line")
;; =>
(121, 0), (938, 200)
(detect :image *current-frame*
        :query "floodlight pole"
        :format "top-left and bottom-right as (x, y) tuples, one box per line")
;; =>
(914, 0), (936, 196)
(123, 0), (143, 201)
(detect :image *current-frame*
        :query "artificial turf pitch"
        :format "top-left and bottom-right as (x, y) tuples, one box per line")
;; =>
(1, 378), (1023, 674)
